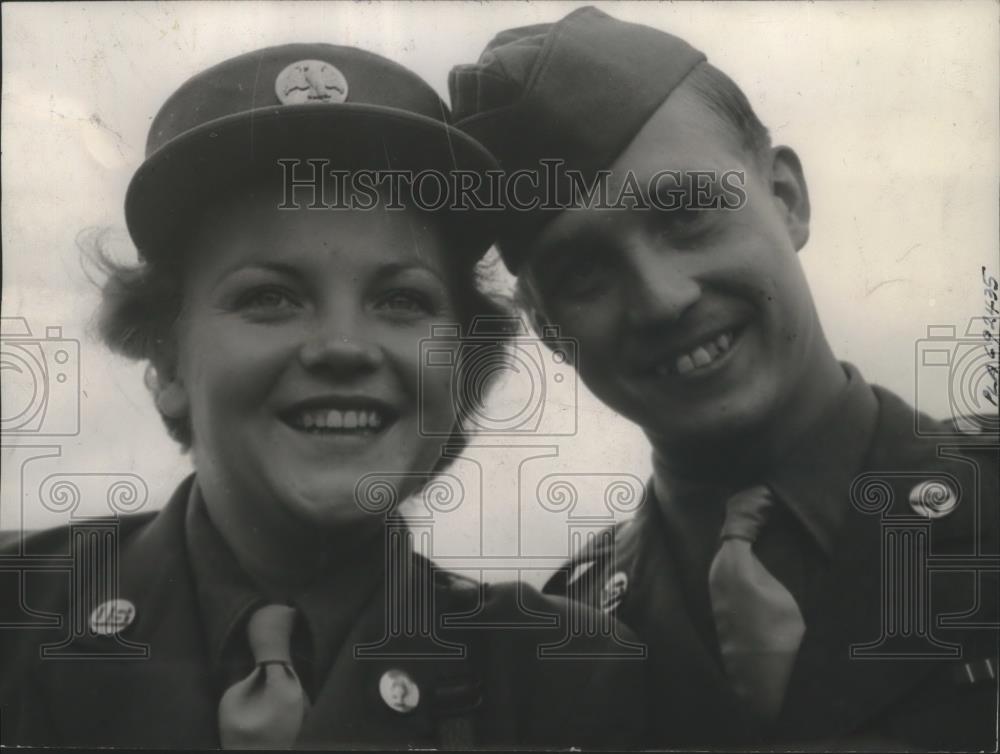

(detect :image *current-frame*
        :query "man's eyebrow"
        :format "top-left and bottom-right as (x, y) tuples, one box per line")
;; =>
(528, 238), (587, 280)
(532, 240), (572, 267)
(649, 170), (715, 198)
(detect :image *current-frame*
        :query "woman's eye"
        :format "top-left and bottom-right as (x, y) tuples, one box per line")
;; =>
(377, 289), (435, 315)
(234, 286), (300, 312)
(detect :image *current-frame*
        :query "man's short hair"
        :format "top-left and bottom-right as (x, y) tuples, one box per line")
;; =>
(680, 61), (772, 167)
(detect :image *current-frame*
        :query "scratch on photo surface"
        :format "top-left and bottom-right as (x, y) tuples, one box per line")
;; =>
(864, 278), (907, 298)
(89, 113), (129, 155)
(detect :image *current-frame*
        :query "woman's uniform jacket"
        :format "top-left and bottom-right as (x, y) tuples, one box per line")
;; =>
(1, 475), (645, 749)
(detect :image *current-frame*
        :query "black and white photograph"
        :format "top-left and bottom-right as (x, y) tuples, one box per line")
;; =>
(1, 1), (997, 749)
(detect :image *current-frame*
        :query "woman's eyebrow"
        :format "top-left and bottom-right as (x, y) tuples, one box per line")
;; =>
(372, 260), (447, 283)
(210, 260), (303, 288)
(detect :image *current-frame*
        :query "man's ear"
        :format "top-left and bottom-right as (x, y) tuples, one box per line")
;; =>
(769, 146), (811, 251)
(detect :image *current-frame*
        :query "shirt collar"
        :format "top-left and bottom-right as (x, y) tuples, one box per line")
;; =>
(291, 533), (386, 684)
(184, 481), (386, 683)
(765, 362), (878, 554)
(652, 362), (879, 555)
(184, 481), (259, 672)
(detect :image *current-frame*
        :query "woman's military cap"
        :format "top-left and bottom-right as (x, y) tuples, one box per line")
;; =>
(126, 43), (498, 260)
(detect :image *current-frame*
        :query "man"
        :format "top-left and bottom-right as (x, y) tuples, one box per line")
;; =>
(449, 7), (998, 749)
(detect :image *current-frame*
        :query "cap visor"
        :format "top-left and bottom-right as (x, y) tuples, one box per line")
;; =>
(125, 104), (499, 258)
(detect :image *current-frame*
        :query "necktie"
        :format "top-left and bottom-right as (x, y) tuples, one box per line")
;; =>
(708, 485), (805, 722)
(218, 604), (309, 749)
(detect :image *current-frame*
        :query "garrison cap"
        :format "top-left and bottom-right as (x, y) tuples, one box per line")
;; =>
(449, 7), (705, 272)
(126, 43), (498, 261)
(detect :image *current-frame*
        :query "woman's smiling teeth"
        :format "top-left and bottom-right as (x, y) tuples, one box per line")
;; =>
(656, 331), (734, 377)
(292, 409), (385, 432)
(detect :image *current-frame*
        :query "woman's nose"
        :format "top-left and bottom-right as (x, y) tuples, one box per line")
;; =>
(298, 329), (385, 375)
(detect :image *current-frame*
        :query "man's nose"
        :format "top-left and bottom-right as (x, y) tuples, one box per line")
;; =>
(625, 240), (702, 326)
(298, 316), (384, 375)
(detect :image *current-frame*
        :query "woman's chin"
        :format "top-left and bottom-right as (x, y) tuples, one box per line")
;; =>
(282, 487), (384, 529)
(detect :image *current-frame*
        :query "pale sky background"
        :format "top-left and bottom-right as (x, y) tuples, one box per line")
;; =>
(2, 1), (997, 583)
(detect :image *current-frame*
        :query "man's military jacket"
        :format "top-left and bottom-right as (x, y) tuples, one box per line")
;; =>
(546, 386), (999, 750)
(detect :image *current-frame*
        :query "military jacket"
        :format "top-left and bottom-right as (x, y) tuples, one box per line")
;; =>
(1, 476), (645, 749)
(546, 386), (999, 750)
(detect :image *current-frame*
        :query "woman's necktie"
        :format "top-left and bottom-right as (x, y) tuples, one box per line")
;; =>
(218, 603), (309, 749)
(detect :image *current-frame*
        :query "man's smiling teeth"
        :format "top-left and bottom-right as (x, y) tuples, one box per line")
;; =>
(657, 331), (734, 376)
(296, 409), (384, 431)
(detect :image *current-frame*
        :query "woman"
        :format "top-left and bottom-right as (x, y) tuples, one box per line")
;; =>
(0, 43), (643, 748)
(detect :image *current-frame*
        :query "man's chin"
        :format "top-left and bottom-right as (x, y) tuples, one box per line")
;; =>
(644, 397), (776, 455)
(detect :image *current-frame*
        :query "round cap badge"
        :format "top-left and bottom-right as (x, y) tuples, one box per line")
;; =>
(908, 480), (959, 519)
(89, 598), (136, 635)
(379, 668), (420, 713)
(275, 60), (348, 105)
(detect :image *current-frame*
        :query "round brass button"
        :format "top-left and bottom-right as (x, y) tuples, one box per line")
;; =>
(379, 668), (420, 713)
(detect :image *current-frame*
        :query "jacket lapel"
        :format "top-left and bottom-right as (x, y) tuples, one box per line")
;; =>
(297, 552), (448, 748)
(776, 495), (913, 740)
(777, 388), (979, 741)
(39, 476), (219, 748)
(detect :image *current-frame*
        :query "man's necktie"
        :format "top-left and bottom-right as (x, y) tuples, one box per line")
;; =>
(218, 603), (309, 749)
(708, 485), (805, 722)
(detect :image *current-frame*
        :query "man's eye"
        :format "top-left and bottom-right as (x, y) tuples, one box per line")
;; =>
(660, 209), (713, 244)
(561, 256), (610, 296)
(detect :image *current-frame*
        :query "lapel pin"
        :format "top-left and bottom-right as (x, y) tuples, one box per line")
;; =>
(89, 598), (136, 635)
(908, 480), (958, 519)
(379, 668), (420, 713)
(275, 60), (348, 105)
(600, 572), (628, 613)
